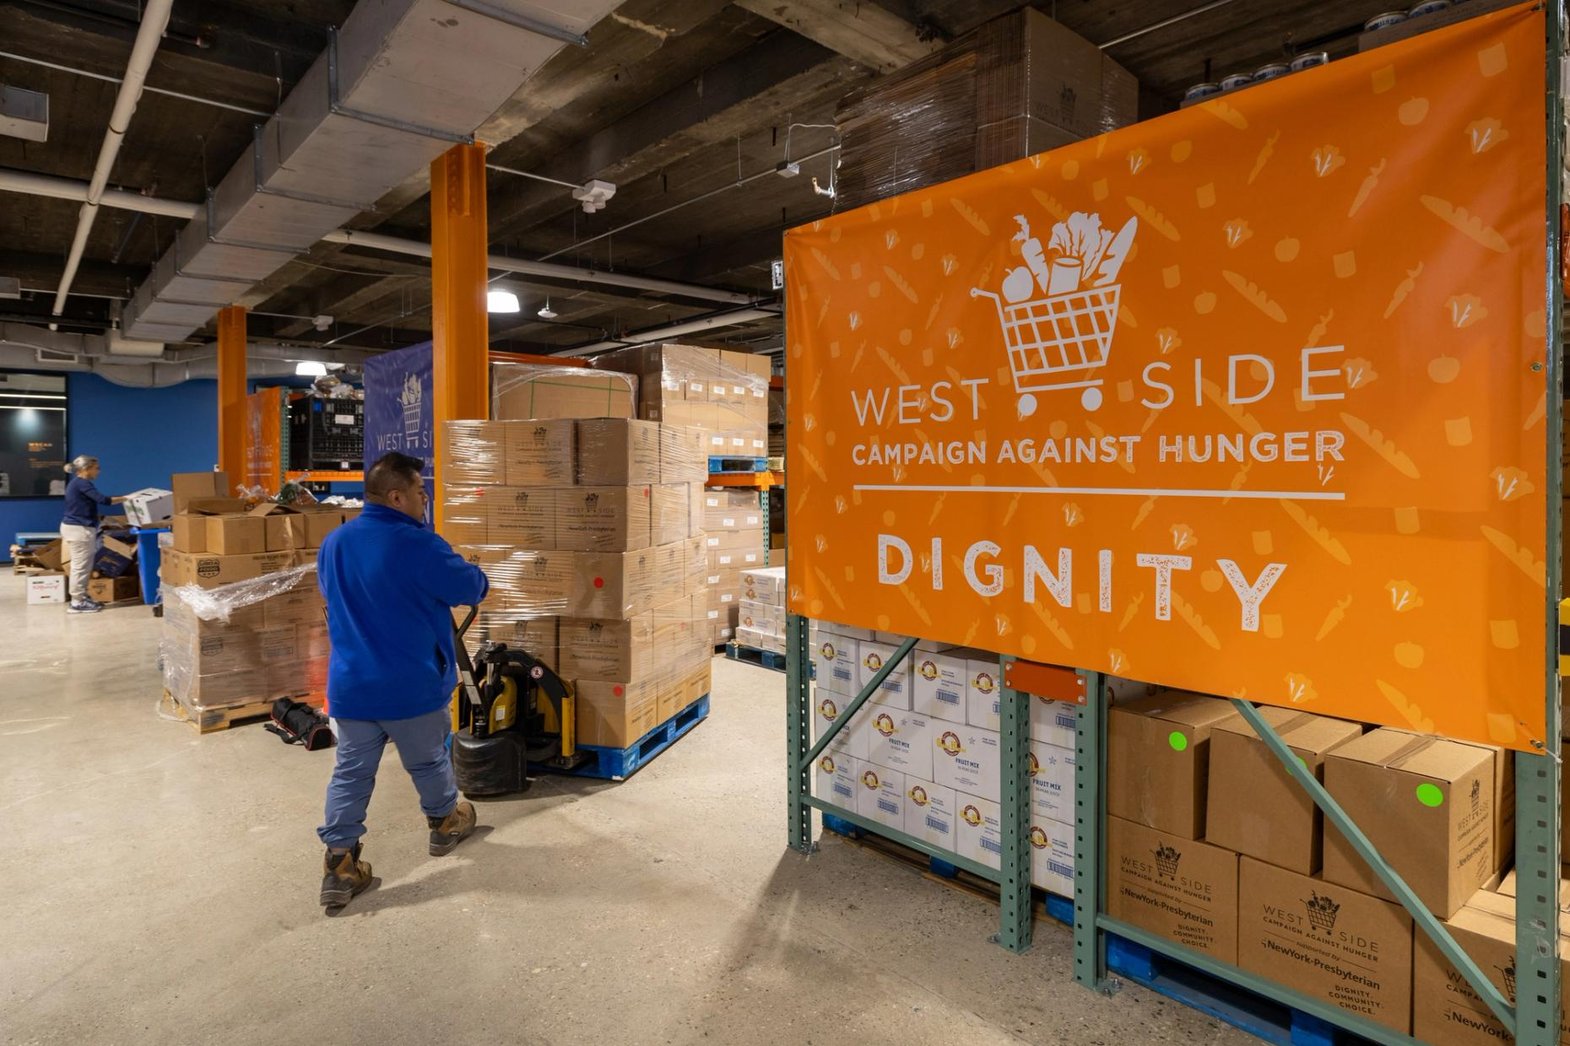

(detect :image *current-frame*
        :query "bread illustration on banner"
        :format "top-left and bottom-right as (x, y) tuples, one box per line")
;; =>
(1279, 500), (1352, 565)
(1173, 594), (1222, 650)
(1200, 98), (1249, 129)
(1340, 413), (1421, 478)
(1376, 680), (1435, 734)
(1420, 195), (1509, 252)
(1126, 196), (1179, 240)
(1222, 270), (1287, 322)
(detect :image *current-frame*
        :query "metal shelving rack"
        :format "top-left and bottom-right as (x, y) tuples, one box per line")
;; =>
(786, 7), (1565, 1040)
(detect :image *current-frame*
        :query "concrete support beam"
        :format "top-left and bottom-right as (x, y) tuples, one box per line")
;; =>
(734, 0), (938, 72)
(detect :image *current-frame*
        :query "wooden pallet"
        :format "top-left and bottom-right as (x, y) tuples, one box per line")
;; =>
(159, 690), (324, 734)
(821, 811), (1074, 926)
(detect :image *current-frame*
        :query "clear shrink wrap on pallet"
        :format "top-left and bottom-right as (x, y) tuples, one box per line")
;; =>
(490, 363), (637, 421)
(160, 564), (328, 718)
(455, 538), (703, 621)
(590, 344), (770, 457)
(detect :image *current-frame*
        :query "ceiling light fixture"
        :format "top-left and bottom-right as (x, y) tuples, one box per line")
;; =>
(537, 299), (557, 320)
(487, 289), (521, 313)
(295, 361), (327, 377)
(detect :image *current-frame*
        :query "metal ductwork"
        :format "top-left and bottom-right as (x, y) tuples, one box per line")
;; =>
(121, 0), (622, 344)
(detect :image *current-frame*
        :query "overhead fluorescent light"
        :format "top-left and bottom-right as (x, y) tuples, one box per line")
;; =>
(487, 289), (521, 313)
(295, 361), (328, 377)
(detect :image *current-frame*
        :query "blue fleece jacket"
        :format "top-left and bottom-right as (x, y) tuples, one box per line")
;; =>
(317, 502), (489, 720)
(62, 476), (113, 527)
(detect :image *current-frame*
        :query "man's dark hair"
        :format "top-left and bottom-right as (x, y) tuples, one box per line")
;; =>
(365, 452), (424, 503)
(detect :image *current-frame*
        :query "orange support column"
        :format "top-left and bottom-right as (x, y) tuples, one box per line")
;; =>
(430, 142), (489, 531)
(216, 305), (247, 484)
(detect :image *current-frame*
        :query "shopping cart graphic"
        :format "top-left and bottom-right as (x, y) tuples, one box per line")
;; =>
(972, 284), (1120, 414)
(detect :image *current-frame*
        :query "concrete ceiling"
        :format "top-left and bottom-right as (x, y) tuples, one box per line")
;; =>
(0, 0), (1389, 359)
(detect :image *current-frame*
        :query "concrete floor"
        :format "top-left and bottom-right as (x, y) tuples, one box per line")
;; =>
(0, 577), (1254, 1046)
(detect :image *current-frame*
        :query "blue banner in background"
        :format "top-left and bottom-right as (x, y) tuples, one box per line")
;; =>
(362, 340), (434, 525)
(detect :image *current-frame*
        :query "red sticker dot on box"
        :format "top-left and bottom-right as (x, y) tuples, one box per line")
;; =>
(614, 685), (624, 696)
(593, 577), (604, 588)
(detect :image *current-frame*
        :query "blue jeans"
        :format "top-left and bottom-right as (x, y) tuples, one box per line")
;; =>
(318, 707), (459, 849)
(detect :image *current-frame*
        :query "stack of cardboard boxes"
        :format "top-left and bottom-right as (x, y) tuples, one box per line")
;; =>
(736, 567), (786, 653)
(1103, 693), (1517, 1038)
(438, 418), (712, 749)
(702, 491), (767, 644)
(809, 623), (1085, 895)
(591, 344), (772, 645)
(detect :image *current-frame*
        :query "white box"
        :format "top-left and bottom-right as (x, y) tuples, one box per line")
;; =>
(813, 752), (859, 810)
(737, 599), (784, 635)
(932, 722), (1001, 802)
(1029, 742), (1075, 824)
(811, 633), (859, 696)
(857, 640), (913, 708)
(912, 649), (968, 720)
(1029, 695), (1078, 749)
(855, 762), (905, 829)
(1030, 818), (1075, 895)
(815, 619), (875, 643)
(966, 654), (1002, 730)
(813, 687), (869, 760)
(955, 794), (1003, 870)
(121, 487), (174, 526)
(866, 710), (934, 780)
(740, 567), (785, 606)
(903, 777), (959, 851)
(26, 574), (67, 604)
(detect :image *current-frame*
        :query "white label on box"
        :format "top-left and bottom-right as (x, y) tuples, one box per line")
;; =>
(932, 723), (1001, 802)
(721, 517), (736, 528)
(1030, 819), (1074, 895)
(855, 763), (904, 830)
(334, 413), (354, 426)
(857, 641), (913, 709)
(1029, 742), (1075, 823)
(967, 657), (1000, 730)
(913, 651), (967, 719)
(866, 710), (934, 781)
(814, 753), (858, 809)
(955, 794), (1003, 870)
(903, 778), (959, 850)
(1029, 695), (1077, 750)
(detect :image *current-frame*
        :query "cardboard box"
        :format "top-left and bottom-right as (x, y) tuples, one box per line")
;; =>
(299, 508), (346, 548)
(811, 632), (860, 696)
(650, 484), (691, 546)
(575, 419), (660, 485)
(855, 762), (905, 830)
(966, 652), (1002, 730)
(1412, 890), (1570, 1045)
(573, 678), (660, 747)
(555, 486), (651, 552)
(1106, 816), (1240, 964)
(472, 613), (558, 668)
(205, 514), (267, 556)
(504, 419), (575, 485)
(87, 575), (139, 604)
(912, 649), (968, 720)
(92, 534), (138, 578)
(1107, 691), (1238, 840)
(903, 777), (960, 851)
(26, 574), (66, 604)
(955, 794), (1003, 870)
(558, 614), (655, 682)
(170, 472), (229, 511)
(702, 489), (764, 529)
(1030, 694), (1078, 749)
(857, 639), (914, 708)
(737, 599), (784, 637)
(815, 752), (860, 810)
(122, 487), (175, 526)
(266, 587), (326, 629)
(1206, 707), (1364, 876)
(741, 566), (785, 605)
(171, 513), (210, 553)
(248, 505), (313, 552)
(932, 722), (1002, 802)
(815, 619), (876, 643)
(493, 366), (636, 421)
(1322, 728), (1497, 920)
(866, 709), (935, 780)
(161, 549), (298, 588)
(658, 425), (707, 483)
(1237, 857), (1414, 1035)
(813, 688), (870, 761)
(1030, 741), (1075, 824)
(1030, 818), (1075, 895)
(438, 419), (507, 485)
(569, 545), (677, 618)
(486, 487), (557, 548)
(703, 528), (765, 552)
(439, 487), (489, 546)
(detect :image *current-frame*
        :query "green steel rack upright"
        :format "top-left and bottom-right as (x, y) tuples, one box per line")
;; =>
(787, 6), (1565, 1037)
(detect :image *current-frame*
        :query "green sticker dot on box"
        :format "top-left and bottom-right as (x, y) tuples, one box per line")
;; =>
(1415, 783), (1444, 808)
(1168, 731), (1189, 752)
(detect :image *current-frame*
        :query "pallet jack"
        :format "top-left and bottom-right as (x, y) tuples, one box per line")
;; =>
(450, 607), (586, 797)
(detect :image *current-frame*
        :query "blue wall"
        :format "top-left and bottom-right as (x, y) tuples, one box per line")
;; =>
(1, 373), (218, 547)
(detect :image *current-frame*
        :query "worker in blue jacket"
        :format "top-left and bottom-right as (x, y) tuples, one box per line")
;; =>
(315, 451), (489, 909)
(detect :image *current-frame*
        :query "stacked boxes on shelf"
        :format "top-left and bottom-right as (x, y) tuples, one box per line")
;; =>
(438, 417), (711, 750)
(702, 492), (766, 643)
(810, 626), (1088, 897)
(592, 344), (772, 643)
(736, 566), (786, 653)
(1102, 693), (1518, 1037)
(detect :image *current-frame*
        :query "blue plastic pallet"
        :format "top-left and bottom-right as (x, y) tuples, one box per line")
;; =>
(1107, 934), (1352, 1046)
(708, 455), (768, 474)
(726, 642), (816, 676)
(550, 694), (710, 782)
(821, 812), (1074, 927)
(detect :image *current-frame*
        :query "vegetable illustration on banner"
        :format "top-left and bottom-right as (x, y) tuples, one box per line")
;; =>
(784, 3), (1550, 751)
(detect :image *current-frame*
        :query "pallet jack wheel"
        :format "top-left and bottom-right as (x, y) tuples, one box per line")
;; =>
(452, 730), (531, 798)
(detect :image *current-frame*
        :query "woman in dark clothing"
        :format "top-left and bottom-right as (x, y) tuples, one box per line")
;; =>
(59, 455), (123, 614)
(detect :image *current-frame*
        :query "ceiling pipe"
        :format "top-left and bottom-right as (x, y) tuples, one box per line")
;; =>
(50, 0), (175, 321)
(560, 306), (782, 357)
(0, 169), (756, 308)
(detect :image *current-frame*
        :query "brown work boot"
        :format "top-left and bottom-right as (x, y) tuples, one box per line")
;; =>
(319, 843), (372, 908)
(428, 800), (477, 856)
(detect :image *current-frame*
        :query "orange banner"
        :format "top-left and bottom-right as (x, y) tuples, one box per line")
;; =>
(785, 5), (1551, 750)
